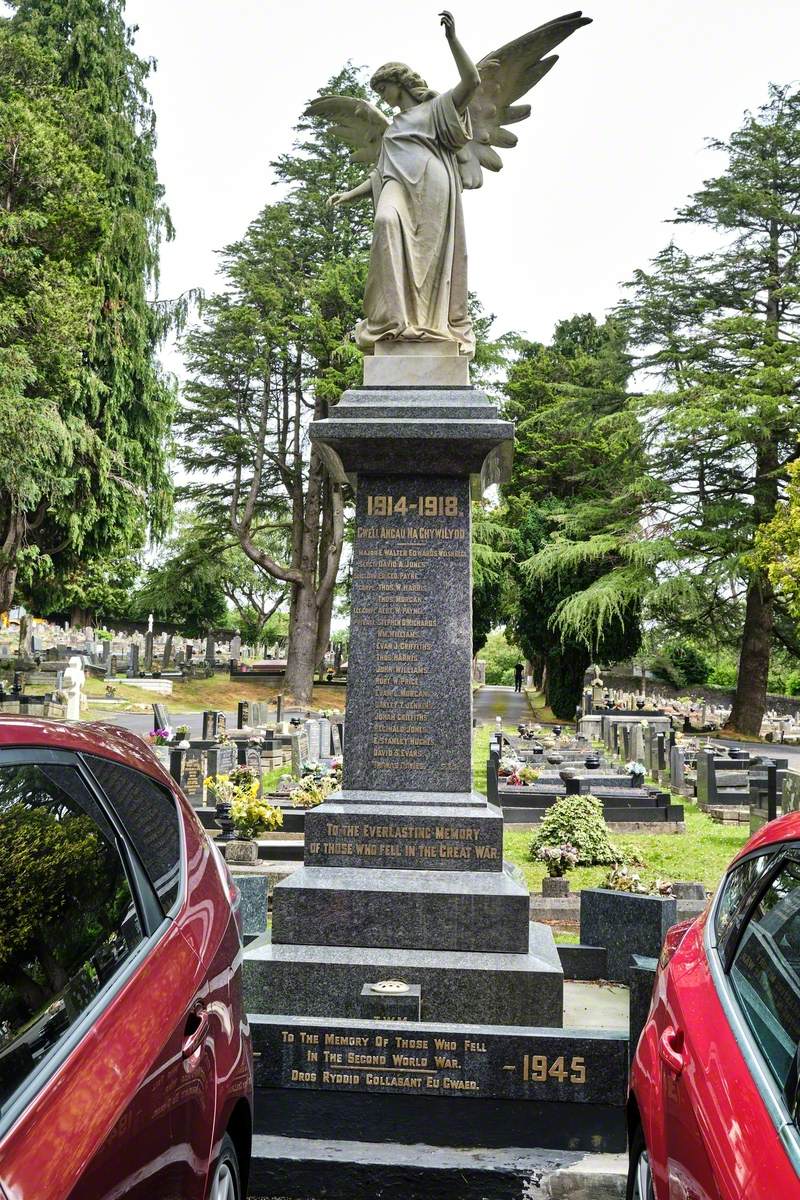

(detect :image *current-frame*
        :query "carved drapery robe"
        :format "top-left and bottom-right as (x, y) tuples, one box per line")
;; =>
(355, 91), (475, 357)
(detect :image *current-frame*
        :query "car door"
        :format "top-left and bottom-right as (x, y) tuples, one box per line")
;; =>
(67, 756), (219, 1200)
(0, 752), (214, 1200)
(657, 848), (800, 1200)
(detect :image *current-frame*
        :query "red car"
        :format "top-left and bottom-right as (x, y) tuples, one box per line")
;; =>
(628, 811), (800, 1199)
(0, 717), (253, 1200)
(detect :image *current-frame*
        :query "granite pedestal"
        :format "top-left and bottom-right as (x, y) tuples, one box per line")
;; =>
(243, 379), (614, 1158)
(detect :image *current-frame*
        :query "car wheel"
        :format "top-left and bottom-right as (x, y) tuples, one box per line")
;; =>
(627, 1125), (655, 1200)
(208, 1133), (241, 1200)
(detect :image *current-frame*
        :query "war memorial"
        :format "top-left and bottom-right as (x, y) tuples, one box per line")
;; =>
(242, 11), (630, 1192)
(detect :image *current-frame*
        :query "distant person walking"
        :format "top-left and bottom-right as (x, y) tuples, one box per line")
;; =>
(514, 661), (524, 693)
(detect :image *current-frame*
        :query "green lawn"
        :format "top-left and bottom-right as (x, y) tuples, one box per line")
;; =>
(472, 727), (749, 895)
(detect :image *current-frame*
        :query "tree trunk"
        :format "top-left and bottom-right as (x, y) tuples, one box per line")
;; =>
(283, 582), (319, 704)
(314, 588), (334, 677)
(725, 572), (774, 736)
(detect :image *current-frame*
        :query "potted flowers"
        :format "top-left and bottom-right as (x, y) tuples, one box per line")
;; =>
(625, 760), (646, 786)
(537, 843), (578, 896)
(206, 766), (283, 863)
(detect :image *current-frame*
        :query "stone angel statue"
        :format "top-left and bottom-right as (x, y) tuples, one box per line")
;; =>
(307, 10), (591, 360)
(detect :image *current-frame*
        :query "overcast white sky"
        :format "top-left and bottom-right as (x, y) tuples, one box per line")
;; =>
(123, 0), (800, 371)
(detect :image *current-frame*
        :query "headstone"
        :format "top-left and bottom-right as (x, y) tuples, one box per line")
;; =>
(318, 717), (332, 758)
(102, 640), (112, 669)
(291, 730), (310, 779)
(245, 746), (263, 792)
(275, 694), (284, 725)
(629, 723), (644, 765)
(669, 746), (685, 789)
(205, 635), (215, 667)
(202, 710), (227, 740)
(331, 723), (342, 756)
(230, 634), (242, 663)
(305, 719), (321, 762)
(152, 702), (170, 733)
(170, 747), (206, 807)
(207, 743), (237, 779)
(162, 633), (173, 671)
(129, 643), (140, 677)
(144, 631), (154, 672)
(238, 700), (251, 729)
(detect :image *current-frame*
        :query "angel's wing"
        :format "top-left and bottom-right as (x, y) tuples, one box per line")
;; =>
(459, 11), (592, 189)
(304, 95), (390, 165)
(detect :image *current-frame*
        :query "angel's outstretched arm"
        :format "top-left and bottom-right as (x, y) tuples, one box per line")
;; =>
(328, 177), (373, 209)
(440, 10), (480, 112)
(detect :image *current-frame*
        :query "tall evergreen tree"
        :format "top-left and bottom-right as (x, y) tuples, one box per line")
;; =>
(178, 67), (373, 702)
(0, 23), (109, 611)
(7, 0), (175, 602)
(503, 315), (646, 717)
(620, 85), (800, 734)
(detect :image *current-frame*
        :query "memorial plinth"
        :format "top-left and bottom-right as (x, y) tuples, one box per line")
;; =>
(242, 366), (625, 1153)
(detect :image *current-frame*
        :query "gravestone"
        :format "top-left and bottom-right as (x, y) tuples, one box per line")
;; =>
(170, 747), (206, 807)
(670, 746), (685, 789)
(238, 700), (251, 729)
(629, 723), (644, 765)
(305, 719), (321, 762)
(205, 635), (215, 667)
(331, 723), (342, 756)
(202, 710), (227, 741)
(291, 730), (310, 779)
(152, 702), (170, 733)
(128, 643), (140, 677)
(144, 631), (154, 672)
(207, 743), (237, 779)
(102, 640), (112, 670)
(246, 746), (263, 793)
(230, 634), (242, 663)
(318, 717), (332, 758)
(162, 633), (173, 671)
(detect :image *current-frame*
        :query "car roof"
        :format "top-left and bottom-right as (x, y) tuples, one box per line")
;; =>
(0, 715), (165, 783)
(733, 809), (800, 863)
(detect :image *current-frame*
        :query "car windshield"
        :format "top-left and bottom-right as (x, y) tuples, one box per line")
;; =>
(730, 859), (800, 1093)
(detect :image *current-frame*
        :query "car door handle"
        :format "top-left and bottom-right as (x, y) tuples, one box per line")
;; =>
(182, 1003), (210, 1059)
(659, 1026), (685, 1075)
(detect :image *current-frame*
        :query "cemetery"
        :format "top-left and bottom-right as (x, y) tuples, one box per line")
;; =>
(4, 1), (800, 1197)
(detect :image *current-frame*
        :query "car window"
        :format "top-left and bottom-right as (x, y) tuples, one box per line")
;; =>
(730, 859), (800, 1093)
(85, 757), (181, 914)
(715, 852), (771, 941)
(0, 763), (144, 1114)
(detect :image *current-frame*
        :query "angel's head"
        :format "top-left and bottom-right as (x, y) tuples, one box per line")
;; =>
(371, 62), (436, 109)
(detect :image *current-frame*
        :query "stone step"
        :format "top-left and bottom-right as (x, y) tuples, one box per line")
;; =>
(243, 924), (563, 1026)
(303, 798), (504, 872)
(249, 1013), (627, 1154)
(271, 865), (530, 953)
(257, 839), (304, 862)
(248, 1135), (627, 1200)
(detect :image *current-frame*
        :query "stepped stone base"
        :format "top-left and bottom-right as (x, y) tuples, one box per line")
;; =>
(244, 923), (564, 1026)
(248, 1135), (628, 1199)
(271, 864), (530, 953)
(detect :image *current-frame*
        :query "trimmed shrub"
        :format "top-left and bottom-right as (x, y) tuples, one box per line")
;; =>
(529, 794), (619, 866)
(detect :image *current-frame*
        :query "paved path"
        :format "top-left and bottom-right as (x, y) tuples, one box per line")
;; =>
(88, 710), (211, 738)
(473, 685), (532, 727)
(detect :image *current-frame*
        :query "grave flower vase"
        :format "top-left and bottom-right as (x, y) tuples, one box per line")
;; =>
(542, 877), (570, 898)
(225, 839), (259, 865)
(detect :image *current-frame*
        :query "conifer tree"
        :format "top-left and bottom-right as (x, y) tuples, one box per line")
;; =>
(179, 67), (373, 702)
(7, 0), (175, 610)
(620, 85), (800, 734)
